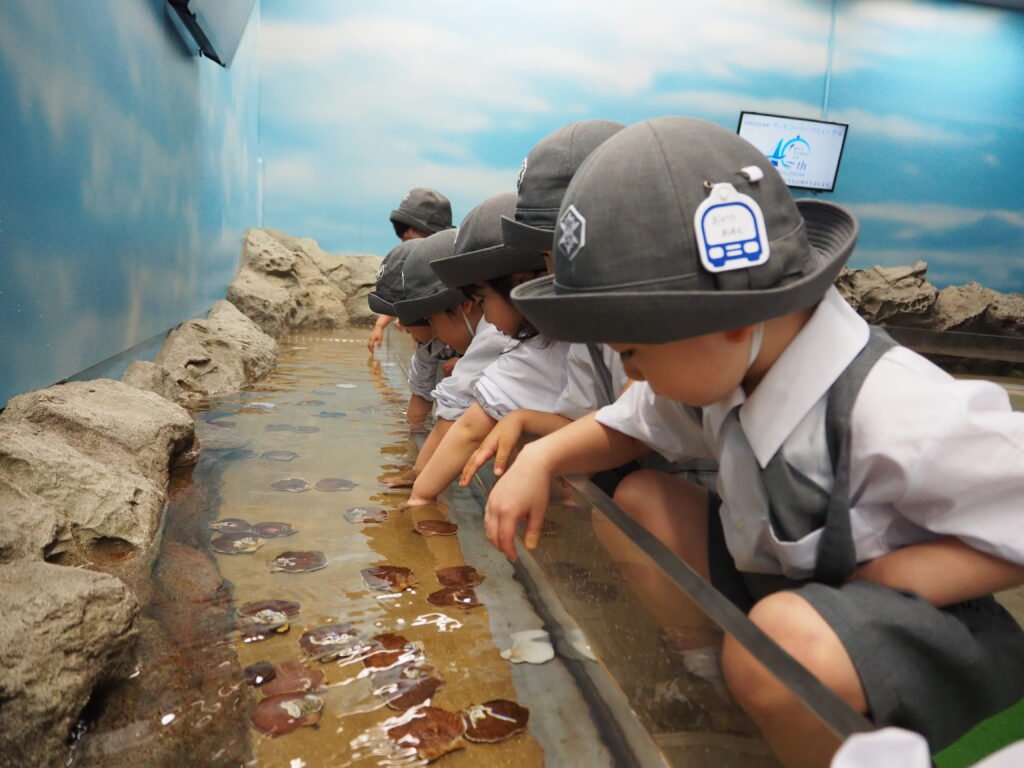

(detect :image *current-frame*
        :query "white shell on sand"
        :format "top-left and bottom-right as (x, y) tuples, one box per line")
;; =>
(499, 629), (554, 665)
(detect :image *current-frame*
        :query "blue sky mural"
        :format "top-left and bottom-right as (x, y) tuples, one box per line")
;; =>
(260, 0), (1024, 290)
(0, 0), (260, 404)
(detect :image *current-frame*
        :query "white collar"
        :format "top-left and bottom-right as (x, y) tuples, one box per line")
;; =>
(733, 287), (870, 467)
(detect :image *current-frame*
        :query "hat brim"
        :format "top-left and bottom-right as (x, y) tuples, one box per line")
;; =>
(500, 215), (555, 252)
(430, 244), (548, 289)
(393, 288), (467, 326)
(367, 292), (397, 316)
(389, 209), (445, 235)
(511, 200), (857, 344)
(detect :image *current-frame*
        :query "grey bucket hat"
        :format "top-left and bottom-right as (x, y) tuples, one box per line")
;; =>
(501, 119), (625, 252)
(367, 240), (419, 316)
(429, 192), (546, 289)
(511, 116), (858, 344)
(390, 188), (454, 237)
(392, 229), (467, 326)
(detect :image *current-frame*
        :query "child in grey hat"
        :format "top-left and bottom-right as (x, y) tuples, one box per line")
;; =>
(381, 229), (509, 487)
(369, 187), (455, 353)
(489, 117), (1024, 766)
(404, 192), (571, 506)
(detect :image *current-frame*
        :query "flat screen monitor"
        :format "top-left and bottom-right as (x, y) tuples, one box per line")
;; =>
(737, 112), (849, 192)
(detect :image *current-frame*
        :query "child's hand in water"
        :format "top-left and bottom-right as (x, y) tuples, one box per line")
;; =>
(460, 412), (525, 486)
(484, 443), (550, 561)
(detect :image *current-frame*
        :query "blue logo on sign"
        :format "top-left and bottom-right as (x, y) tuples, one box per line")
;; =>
(767, 135), (810, 171)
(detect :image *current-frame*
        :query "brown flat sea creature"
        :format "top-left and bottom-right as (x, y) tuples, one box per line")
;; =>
(271, 478), (310, 493)
(293, 426), (320, 434)
(299, 623), (366, 663)
(240, 612), (290, 643)
(414, 520), (458, 537)
(426, 587), (480, 610)
(268, 551), (327, 573)
(252, 522), (296, 538)
(315, 477), (357, 492)
(296, 399), (326, 406)
(239, 599), (301, 618)
(260, 450), (299, 462)
(386, 706), (466, 761)
(265, 423), (294, 432)
(243, 661), (276, 687)
(372, 661), (443, 710)
(260, 660), (325, 697)
(462, 699), (530, 743)
(362, 565), (416, 592)
(316, 410), (348, 419)
(435, 566), (484, 588)
(250, 692), (323, 736)
(362, 633), (414, 670)
(211, 532), (263, 555)
(209, 518), (252, 533)
(344, 506), (388, 524)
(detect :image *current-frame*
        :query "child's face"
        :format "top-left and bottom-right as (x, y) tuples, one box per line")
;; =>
(406, 324), (434, 344)
(474, 284), (523, 338)
(609, 329), (752, 406)
(427, 308), (473, 353)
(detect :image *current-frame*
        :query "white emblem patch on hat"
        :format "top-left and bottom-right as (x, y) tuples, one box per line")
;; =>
(516, 157), (529, 191)
(694, 183), (770, 273)
(375, 263), (386, 282)
(558, 205), (586, 261)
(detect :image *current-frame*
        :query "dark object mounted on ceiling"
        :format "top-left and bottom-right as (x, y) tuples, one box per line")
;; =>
(166, 0), (257, 68)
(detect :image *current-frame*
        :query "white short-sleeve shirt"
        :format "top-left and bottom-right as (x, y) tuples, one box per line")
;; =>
(554, 343), (630, 420)
(474, 334), (572, 420)
(430, 318), (508, 421)
(597, 287), (1024, 578)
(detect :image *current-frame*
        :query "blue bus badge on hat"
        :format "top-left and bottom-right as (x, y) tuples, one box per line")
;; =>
(557, 204), (586, 261)
(695, 182), (770, 273)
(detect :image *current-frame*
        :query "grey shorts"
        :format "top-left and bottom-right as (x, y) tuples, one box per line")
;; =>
(706, 494), (1024, 751)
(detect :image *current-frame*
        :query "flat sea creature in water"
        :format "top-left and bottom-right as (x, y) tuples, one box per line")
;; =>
(462, 699), (530, 743)
(270, 478), (310, 493)
(265, 423), (294, 432)
(386, 705), (466, 761)
(362, 633), (415, 670)
(292, 425), (320, 434)
(207, 419), (236, 429)
(296, 399), (326, 406)
(500, 629), (554, 665)
(211, 532), (263, 555)
(243, 661), (276, 687)
(362, 565), (417, 592)
(260, 659), (325, 697)
(250, 693), (323, 737)
(435, 566), (484, 588)
(239, 599), (301, 619)
(209, 518), (252, 533)
(316, 410), (348, 419)
(233, 448), (257, 459)
(315, 477), (357, 492)
(414, 520), (458, 537)
(299, 622), (366, 663)
(426, 587), (480, 610)
(335, 383), (357, 389)
(239, 609), (290, 643)
(252, 521), (296, 538)
(372, 660), (443, 710)
(344, 506), (388, 524)
(260, 450), (299, 462)
(240, 402), (277, 412)
(268, 550), (327, 573)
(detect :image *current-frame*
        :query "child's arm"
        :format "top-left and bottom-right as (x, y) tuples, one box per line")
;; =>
(408, 403), (497, 504)
(459, 409), (572, 486)
(407, 394), (433, 430)
(854, 536), (1024, 607)
(485, 413), (650, 560)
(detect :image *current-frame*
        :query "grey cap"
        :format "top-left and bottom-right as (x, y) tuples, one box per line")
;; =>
(367, 240), (419, 316)
(512, 117), (858, 344)
(501, 120), (625, 252)
(390, 188), (454, 236)
(392, 229), (467, 325)
(429, 192), (546, 289)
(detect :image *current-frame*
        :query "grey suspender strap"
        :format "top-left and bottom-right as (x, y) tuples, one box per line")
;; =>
(586, 343), (617, 406)
(814, 325), (898, 584)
